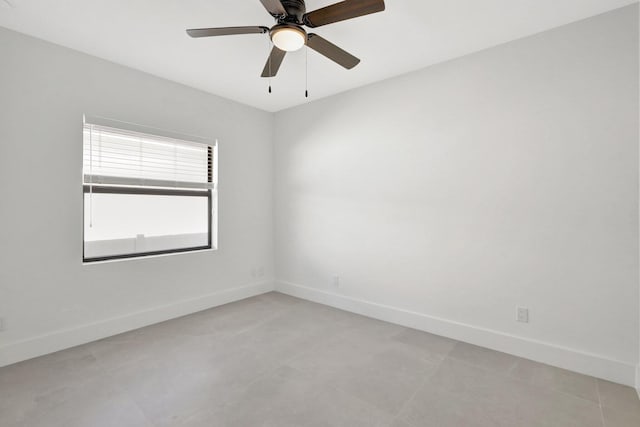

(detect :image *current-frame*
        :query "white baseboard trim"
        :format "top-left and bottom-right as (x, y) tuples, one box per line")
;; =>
(0, 281), (274, 368)
(276, 280), (637, 387)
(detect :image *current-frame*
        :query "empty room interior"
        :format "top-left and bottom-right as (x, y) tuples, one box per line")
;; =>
(1, 0), (640, 426)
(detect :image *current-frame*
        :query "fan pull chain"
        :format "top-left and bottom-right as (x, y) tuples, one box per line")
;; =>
(266, 35), (272, 94)
(305, 46), (309, 98)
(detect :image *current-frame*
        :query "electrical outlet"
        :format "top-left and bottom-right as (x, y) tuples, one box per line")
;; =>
(516, 307), (529, 323)
(331, 275), (340, 288)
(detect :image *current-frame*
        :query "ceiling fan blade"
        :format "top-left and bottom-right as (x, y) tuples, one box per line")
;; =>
(261, 46), (287, 77)
(306, 33), (360, 69)
(303, 0), (385, 28)
(187, 26), (269, 38)
(259, 0), (287, 17)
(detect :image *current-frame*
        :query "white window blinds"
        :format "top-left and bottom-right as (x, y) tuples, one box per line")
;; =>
(83, 120), (214, 190)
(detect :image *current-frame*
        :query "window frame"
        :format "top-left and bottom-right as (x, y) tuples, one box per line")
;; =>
(81, 116), (217, 264)
(82, 185), (213, 263)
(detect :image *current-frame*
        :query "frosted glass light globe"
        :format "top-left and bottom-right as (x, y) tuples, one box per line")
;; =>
(271, 26), (306, 51)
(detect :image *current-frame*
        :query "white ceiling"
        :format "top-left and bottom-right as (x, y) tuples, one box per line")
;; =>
(0, 0), (636, 112)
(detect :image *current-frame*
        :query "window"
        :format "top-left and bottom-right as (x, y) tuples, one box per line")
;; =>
(82, 117), (217, 262)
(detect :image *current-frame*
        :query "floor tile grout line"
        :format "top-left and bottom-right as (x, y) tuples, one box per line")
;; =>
(128, 394), (158, 427)
(392, 355), (446, 427)
(281, 291), (600, 405)
(85, 296), (287, 359)
(86, 298), (300, 425)
(596, 378), (640, 418)
(292, 293), (635, 414)
(131, 325), (303, 421)
(203, 307), (355, 411)
(598, 406), (606, 427)
(7, 294), (636, 427)
(283, 364), (402, 425)
(393, 376), (429, 427)
(270, 314), (452, 421)
(443, 354), (604, 407)
(299, 352), (442, 417)
(596, 378), (607, 427)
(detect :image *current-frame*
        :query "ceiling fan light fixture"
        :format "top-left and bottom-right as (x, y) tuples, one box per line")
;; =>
(186, 0), (387, 78)
(271, 25), (306, 51)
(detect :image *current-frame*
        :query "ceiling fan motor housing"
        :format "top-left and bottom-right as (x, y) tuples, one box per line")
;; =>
(280, 0), (306, 23)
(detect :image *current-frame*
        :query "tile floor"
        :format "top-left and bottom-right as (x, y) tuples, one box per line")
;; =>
(1, 292), (639, 426)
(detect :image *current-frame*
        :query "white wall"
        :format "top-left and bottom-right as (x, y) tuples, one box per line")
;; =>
(1, 5), (638, 388)
(274, 5), (639, 385)
(0, 27), (274, 365)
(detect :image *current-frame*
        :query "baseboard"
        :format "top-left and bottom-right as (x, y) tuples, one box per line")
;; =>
(0, 281), (274, 368)
(276, 280), (637, 387)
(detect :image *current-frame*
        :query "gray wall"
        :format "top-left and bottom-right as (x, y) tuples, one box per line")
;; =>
(0, 27), (274, 363)
(274, 5), (639, 381)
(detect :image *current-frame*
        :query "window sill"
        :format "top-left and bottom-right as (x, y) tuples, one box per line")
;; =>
(82, 246), (217, 265)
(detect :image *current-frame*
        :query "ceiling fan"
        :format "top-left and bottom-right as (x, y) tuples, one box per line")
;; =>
(186, 0), (386, 78)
